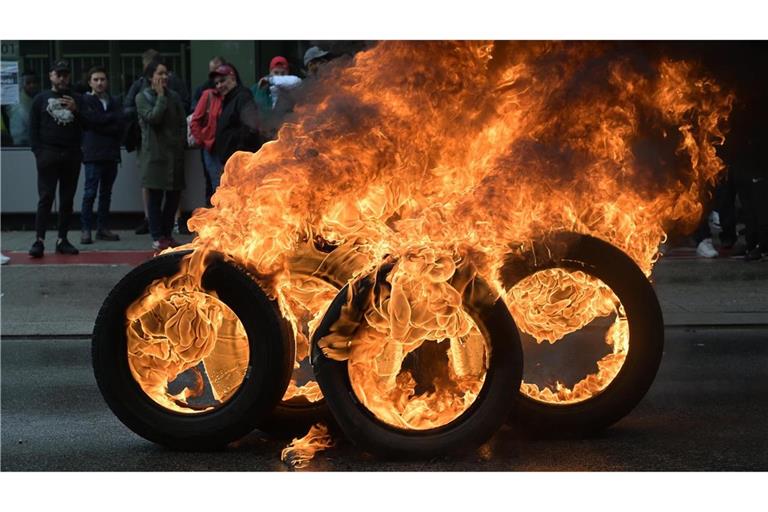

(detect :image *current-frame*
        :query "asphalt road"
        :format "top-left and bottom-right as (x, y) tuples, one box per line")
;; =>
(2, 326), (766, 471)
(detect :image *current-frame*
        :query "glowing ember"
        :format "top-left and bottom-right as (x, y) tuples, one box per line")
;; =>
(281, 423), (335, 468)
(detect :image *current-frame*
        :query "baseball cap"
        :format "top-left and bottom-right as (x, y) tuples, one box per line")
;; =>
(209, 64), (237, 79)
(303, 46), (329, 67)
(270, 56), (289, 71)
(50, 60), (71, 73)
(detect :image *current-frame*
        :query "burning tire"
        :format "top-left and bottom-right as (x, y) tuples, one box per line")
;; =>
(255, 244), (358, 438)
(310, 262), (523, 459)
(501, 233), (664, 437)
(92, 250), (294, 450)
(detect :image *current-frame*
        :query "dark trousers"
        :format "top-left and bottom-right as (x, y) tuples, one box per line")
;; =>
(713, 170), (738, 246)
(147, 188), (182, 241)
(200, 149), (213, 207)
(692, 210), (712, 244)
(738, 175), (768, 251)
(81, 161), (119, 232)
(693, 170), (738, 245)
(34, 149), (82, 240)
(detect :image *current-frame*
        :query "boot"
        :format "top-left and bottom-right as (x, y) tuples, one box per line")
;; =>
(134, 219), (149, 235)
(96, 230), (120, 241)
(55, 239), (79, 255)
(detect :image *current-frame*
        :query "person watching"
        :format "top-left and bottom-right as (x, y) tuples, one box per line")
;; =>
(79, 66), (124, 244)
(135, 59), (187, 251)
(8, 70), (41, 146)
(28, 60), (83, 258)
(210, 64), (262, 164)
(303, 46), (331, 77)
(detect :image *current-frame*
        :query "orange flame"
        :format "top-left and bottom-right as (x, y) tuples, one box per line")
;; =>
(127, 42), (732, 427)
(126, 252), (249, 412)
(281, 423), (335, 469)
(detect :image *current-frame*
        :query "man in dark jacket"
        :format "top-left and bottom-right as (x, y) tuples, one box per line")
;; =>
(210, 64), (262, 164)
(80, 66), (123, 244)
(28, 59), (83, 258)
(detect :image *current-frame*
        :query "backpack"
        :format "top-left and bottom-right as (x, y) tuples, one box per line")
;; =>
(122, 117), (141, 152)
(121, 78), (147, 153)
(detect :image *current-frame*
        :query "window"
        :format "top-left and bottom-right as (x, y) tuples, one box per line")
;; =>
(2, 41), (190, 147)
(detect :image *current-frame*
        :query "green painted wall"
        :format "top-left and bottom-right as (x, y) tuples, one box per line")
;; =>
(190, 41), (257, 89)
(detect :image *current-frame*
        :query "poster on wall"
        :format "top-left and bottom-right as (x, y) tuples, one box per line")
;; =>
(1, 60), (20, 105)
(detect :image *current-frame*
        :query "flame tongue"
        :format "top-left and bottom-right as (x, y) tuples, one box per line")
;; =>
(281, 423), (335, 469)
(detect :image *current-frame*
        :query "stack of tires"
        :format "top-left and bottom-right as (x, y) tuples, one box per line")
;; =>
(92, 233), (663, 457)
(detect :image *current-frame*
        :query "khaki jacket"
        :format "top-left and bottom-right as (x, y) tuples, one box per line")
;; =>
(135, 87), (186, 190)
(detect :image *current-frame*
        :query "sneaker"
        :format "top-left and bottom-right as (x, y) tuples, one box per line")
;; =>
(96, 230), (120, 241)
(0, 253), (10, 265)
(135, 219), (149, 235)
(708, 211), (722, 234)
(29, 240), (44, 258)
(81, 230), (93, 245)
(152, 239), (170, 251)
(55, 239), (79, 255)
(167, 237), (182, 248)
(696, 238), (718, 258)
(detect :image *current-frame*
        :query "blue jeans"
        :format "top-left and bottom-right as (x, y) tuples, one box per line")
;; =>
(80, 161), (118, 232)
(202, 150), (224, 197)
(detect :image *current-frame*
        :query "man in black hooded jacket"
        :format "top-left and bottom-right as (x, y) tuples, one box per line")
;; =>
(209, 64), (262, 164)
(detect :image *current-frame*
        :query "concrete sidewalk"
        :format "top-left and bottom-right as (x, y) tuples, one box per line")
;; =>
(1, 228), (195, 253)
(1, 230), (767, 336)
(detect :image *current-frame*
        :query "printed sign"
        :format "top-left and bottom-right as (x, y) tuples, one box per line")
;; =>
(1, 41), (19, 60)
(1, 60), (20, 105)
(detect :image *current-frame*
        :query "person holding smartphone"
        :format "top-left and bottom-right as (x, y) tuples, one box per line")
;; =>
(28, 59), (84, 258)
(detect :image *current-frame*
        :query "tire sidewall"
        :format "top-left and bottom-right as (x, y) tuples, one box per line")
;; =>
(92, 250), (294, 449)
(508, 234), (665, 436)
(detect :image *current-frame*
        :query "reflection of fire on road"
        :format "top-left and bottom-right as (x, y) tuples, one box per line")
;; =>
(125, 42), (733, 465)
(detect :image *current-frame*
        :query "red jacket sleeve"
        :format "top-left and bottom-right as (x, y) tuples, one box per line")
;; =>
(189, 89), (211, 143)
